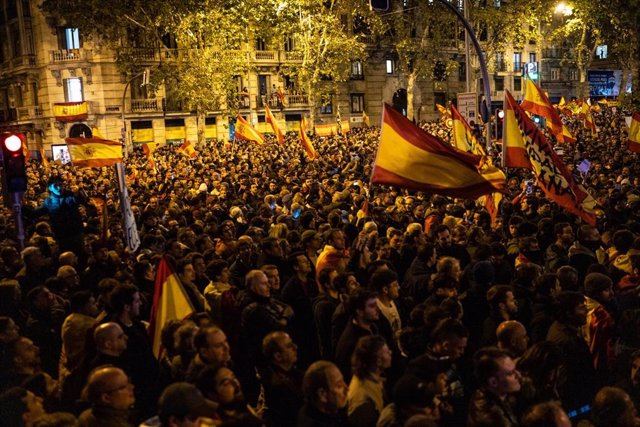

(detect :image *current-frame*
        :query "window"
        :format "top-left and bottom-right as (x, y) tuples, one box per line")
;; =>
(513, 52), (522, 72)
(386, 59), (395, 74)
(31, 82), (38, 106)
(284, 36), (295, 52)
(513, 77), (522, 92)
(550, 68), (560, 81)
(351, 61), (364, 79)
(496, 52), (504, 71)
(63, 78), (83, 102)
(569, 69), (578, 81)
(10, 22), (21, 57)
(494, 77), (504, 91)
(255, 38), (266, 51)
(351, 94), (364, 113)
(595, 45), (608, 59)
(64, 28), (80, 49)
(458, 62), (466, 81)
(529, 52), (536, 63)
(320, 96), (333, 114)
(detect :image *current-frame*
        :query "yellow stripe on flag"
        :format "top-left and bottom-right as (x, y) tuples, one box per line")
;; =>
(236, 114), (265, 144)
(53, 102), (89, 122)
(627, 113), (640, 153)
(265, 105), (285, 145)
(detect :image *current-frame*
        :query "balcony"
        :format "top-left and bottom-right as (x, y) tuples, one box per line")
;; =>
(131, 98), (163, 113)
(494, 61), (508, 72)
(513, 62), (523, 72)
(50, 49), (91, 63)
(15, 106), (43, 120)
(256, 94), (309, 109)
(252, 50), (278, 62)
(118, 47), (160, 62)
(358, 34), (377, 46)
(1, 54), (37, 73)
(281, 51), (304, 62)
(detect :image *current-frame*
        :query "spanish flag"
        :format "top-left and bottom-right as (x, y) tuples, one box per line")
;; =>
(53, 102), (89, 122)
(235, 114), (265, 144)
(479, 192), (503, 225)
(362, 111), (371, 128)
(315, 123), (336, 137)
(451, 104), (485, 155)
(581, 102), (598, 136)
(300, 117), (318, 159)
(502, 90), (596, 225)
(436, 104), (451, 119)
(626, 113), (640, 153)
(265, 105), (284, 145)
(149, 256), (195, 357)
(39, 146), (49, 169)
(340, 121), (351, 135)
(178, 140), (197, 158)
(65, 137), (123, 168)
(371, 104), (505, 200)
(521, 79), (574, 144)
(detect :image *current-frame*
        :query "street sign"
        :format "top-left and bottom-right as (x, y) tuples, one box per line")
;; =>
(457, 92), (478, 124)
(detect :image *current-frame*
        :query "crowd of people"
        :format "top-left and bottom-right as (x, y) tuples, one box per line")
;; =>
(1, 103), (640, 427)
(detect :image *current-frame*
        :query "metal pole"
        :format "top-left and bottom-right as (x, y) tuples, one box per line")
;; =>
(463, 0), (472, 93)
(121, 71), (145, 155)
(11, 192), (24, 249)
(435, 0), (493, 153)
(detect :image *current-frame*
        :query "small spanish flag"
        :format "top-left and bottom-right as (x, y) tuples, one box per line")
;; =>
(265, 105), (284, 145)
(178, 140), (197, 158)
(627, 113), (640, 153)
(362, 111), (371, 128)
(299, 117), (318, 160)
(65, 137), (123, 168)
(235, 114), (265, 144)
(53, 102), (89, 122)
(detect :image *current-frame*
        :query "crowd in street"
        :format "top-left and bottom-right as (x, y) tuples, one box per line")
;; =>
(2, 103), (640, 427)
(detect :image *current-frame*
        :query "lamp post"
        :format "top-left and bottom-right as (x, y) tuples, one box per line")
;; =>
(434, 0), (494, 154)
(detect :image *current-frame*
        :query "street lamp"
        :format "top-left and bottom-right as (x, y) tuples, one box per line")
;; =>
(554, 2), (573, 16)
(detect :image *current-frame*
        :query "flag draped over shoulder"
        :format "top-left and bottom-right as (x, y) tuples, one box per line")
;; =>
(299, 118), (319, 159)
(149, 256), (195, 358)
(65, 137), (123, 168)
(371, 104), (505, 199)
(178, 141), (197, 158)
(265, 105), (285, 145)
(235, 114), (265, 144)
(502, 90), (596, 225)
(521, 79), (574, 144)
(451, 104), (485, 155)
(627, 113), (640, 153)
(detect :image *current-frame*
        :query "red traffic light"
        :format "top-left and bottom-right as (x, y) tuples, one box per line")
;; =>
(3, 134), (22, 152)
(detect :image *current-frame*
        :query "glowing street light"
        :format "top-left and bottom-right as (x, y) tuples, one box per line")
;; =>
(554, 2), (573, 16)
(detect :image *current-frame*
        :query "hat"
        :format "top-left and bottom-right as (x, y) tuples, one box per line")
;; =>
(158, 382), (217, 423)
(584, 272), (613, 298)
(301, 230), (321, 244)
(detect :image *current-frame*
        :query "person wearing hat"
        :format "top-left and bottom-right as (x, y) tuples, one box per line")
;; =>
(583, 272), (616, 373)
(141, 382), (218, 427)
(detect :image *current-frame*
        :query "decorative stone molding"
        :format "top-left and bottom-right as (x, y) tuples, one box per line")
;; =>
(51, 69), (62, 86)
(82, 67), (92, 84)
(69, 68), (77, 78)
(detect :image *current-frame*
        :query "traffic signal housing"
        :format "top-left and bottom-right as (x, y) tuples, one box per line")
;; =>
(1, 132), (27, 193)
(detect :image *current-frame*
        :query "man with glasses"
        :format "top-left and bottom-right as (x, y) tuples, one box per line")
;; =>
(79, 366), (135, 426)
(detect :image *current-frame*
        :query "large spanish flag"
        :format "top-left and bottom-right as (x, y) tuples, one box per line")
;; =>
(53, 102), (89, 122)
(521, 80), (574, 144)
(627, 113), (640, 153)
(149, 256), (195, 358)
(451, 104), (485, 155)
(300, 117), (319, 159)
(178, 140), (197, 158)
(371, 104), (505, 199)
(65, 137), (123, 168)
(315, 123), (336, 137)
(502, 90), (596, 225)
(265, 105), (285, 145)
(235, 114), (265, 144)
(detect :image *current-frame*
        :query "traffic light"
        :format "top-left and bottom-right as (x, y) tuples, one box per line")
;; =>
(1, 132), (27, 193)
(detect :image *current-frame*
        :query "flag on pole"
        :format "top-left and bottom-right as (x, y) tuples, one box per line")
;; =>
(521, 79), (574, 144)
(265, 105), (284, 146)
(362, 111), (371, 128)
(340, 121), (351, 135)
(502, 90), (596, 225)
(22, 142), (30, 163)
(451, 104), (486, 155)
(235, 114), (265, 144)
(436, 104), (451, 119)
(336, 108), (343, 135)
(39, 146), (49, 169)
(581, 102), (598, 136)
(315, 123), (336, 137)
(65, 137), (123, 168)
(149, 256), (195, 358)
(300, 117), (319, 159)
(371, 104), (505, 199)
(626, 113), (640, 153)
(479, 192), (503, 225)
(177, 140), (197, 158)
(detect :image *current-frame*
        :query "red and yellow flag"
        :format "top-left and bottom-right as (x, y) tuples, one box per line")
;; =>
(149, 256), (195, 358)
(39, 146), (49, 169)
(581, 102), (598, 136)
(371, 104), (505, 200)
(502, 90), (596, 225)
(340, 121), (351, 135)
(362, 111), (371, 128)
(300, 117), (318, 160)
(626, 113), (640, 153)
(521, 79), (574, 144)
(451, 104), (485, 155)
(480, 192), (503, 225)
(436, 104), (451, 119)
(53, 102), (89, 122)
(265, 105), (285, 145)
(65, 137), (123, 168)
(235, 114), (265, 144)
(178, 140), (197, 158)
(315, 123), (336, 137)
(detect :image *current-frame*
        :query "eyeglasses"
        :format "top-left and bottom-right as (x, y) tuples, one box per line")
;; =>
(105, 382), (132, 394)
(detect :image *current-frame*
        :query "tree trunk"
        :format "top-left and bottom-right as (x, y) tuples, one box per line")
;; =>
(407, 72), (417, 121)
(578, 67), (590, 99)
(308, 83), (316, 130)
(196, 109), (206, 146)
